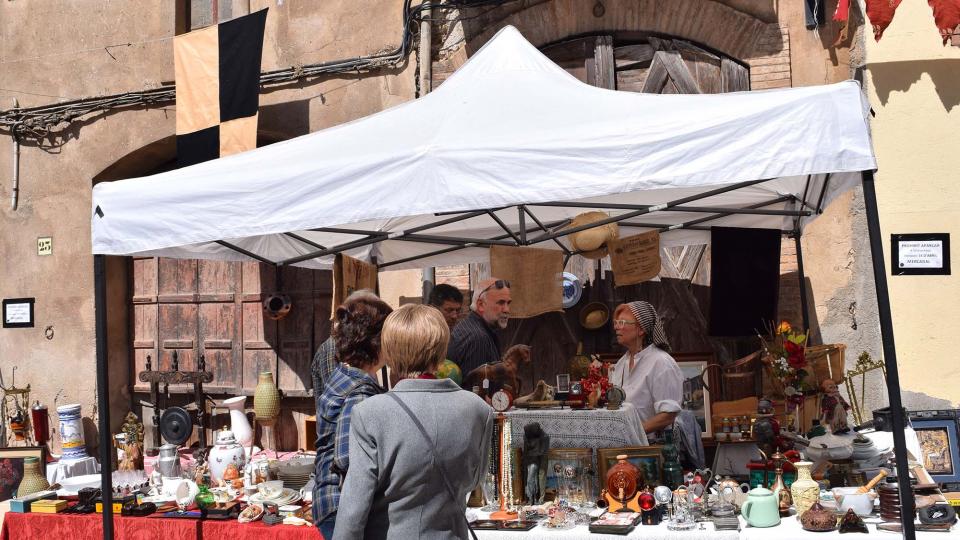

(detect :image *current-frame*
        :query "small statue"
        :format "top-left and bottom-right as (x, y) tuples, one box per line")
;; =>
(521, 423), (550, 504)
(118, 411), (145, 471)
(819, 379), (851, 434)
(194, 461), (209, 487)
(753, 398), (781, 457)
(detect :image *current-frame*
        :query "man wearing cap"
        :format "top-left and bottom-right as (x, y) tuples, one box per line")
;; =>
(609, 300), (684, 434)
(446, 278), (512, 379)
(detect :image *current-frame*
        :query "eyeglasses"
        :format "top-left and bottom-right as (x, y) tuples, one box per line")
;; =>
(613, 319), (638, 329)
(478, 279), (511, 298)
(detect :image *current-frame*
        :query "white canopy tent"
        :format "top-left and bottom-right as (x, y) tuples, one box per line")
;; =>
(88, 26), (920, 540)
(92, 26), (875, 270)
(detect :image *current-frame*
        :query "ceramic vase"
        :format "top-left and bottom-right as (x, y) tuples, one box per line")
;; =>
(208, 430), (247, 484)
(223, 396), (253, 448)
(253, 372), (280, 421)
(791, 461), (820, 516)
(57, 403), (89, 461)
(16, 457), (50, 497)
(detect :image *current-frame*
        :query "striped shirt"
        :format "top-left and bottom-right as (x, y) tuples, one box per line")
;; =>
(447, 311), (501, 381)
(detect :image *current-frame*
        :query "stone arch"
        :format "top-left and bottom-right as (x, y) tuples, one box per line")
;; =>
(434, 0), (790, 90)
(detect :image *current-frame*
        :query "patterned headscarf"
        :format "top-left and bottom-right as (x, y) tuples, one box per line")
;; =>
(626, 301), (671, 352)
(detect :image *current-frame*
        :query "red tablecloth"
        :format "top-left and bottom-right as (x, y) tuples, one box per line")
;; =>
(0, 511), (322, 540)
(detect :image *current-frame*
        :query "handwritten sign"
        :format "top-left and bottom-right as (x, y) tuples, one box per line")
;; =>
(609, 230), (661, 286)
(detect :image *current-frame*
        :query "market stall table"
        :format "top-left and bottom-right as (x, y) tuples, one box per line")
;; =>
(0, 511), (321, 540)
(506, 403), (648, 449)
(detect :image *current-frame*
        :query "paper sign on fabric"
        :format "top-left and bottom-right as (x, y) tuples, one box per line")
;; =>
(489, 246), (563, 318)
(332, 254), (378, 318)
(609, 231), (661, 286)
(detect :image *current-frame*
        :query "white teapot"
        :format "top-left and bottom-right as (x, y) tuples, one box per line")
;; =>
(208, 429), (247, 483)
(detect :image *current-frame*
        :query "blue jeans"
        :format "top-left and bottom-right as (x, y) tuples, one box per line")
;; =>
(318, 515), (336, 539)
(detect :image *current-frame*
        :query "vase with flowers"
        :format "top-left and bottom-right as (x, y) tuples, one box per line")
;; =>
(760, 321), (810, 432)
(580, 363), (611, 409)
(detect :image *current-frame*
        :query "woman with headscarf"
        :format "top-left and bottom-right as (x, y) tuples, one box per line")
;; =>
(610, 301), (684, 434)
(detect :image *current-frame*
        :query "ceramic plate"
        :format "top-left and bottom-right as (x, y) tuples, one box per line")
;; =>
(562, 272), (582, 308)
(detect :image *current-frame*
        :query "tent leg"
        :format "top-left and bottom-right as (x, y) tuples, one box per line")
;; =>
(794, 233), (810, 331)
(94, 254), (114, 539)
(861, 171), (914, 540)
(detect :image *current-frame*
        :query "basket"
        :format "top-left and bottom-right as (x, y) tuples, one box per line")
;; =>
(762, 344), (846, 398)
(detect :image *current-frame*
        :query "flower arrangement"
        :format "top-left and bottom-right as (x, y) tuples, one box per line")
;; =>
(760, 320), (812, 395)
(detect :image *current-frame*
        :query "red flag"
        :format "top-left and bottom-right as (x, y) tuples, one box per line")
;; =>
(928, 0), (960, 45)
(866, 0), (903, 41)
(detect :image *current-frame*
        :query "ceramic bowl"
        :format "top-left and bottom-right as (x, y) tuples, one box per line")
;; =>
(258, 480), (284, 499)
(833, 487), (877, 516)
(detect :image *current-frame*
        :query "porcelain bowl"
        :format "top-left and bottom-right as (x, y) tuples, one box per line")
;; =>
(833, 487), (877, 516)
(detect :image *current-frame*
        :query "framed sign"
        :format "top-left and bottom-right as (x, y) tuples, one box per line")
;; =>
(3, 298), (35, 328)
(891, 233), (950, 275)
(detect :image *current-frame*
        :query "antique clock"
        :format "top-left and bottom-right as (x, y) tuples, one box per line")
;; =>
(491, 389), (514, 413)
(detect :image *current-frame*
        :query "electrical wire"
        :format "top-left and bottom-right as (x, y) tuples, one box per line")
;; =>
(0, 0), (515, 141)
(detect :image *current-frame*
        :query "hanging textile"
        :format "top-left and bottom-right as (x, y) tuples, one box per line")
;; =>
(175, 9), (268, 168)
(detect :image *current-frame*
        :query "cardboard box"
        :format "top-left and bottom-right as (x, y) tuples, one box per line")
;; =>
(31, 499), (67, 513)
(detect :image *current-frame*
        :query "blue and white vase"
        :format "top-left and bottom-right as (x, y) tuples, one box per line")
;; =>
(57, 403), (89, 461)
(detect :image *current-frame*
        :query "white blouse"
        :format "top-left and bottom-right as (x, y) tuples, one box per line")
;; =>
(610, 344), (683, 431)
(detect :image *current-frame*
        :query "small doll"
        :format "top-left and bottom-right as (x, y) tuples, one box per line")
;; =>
(819, 379), (851, 434)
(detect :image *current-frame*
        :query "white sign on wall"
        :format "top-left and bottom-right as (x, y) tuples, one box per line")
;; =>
(898, 240), (943, 269)
(2, 298), (35, 328)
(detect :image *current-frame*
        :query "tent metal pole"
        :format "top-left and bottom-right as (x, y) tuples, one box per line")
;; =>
(528, 178), (775, 244)
(94, 254), (114, 540)
(485, 210), (521, 245)
(215, 240), (277, 265)
(522, 207), (571, 255)
(518, 206), (526, 244)
(532, 201), (810, 217)
(401, 234), (515, 246)
(649, 195), (794, 232)
(794, 232), (811, 331)
(815, 172), (833, 214)
(284, 232), (326, 251)
(861, 170), (914, 540)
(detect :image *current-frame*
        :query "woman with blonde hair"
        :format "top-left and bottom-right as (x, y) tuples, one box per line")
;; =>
(334, 304), (493, 540)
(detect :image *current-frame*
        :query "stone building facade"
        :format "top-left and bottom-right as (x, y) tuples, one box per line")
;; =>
(1, 0), (911, 454)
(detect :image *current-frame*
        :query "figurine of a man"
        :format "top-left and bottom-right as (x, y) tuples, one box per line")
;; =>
(819, 379), (851, 434)
(522, 423), (550, 504)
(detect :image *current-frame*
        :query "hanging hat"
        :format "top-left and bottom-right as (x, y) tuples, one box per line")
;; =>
(563, 212), (619, 259)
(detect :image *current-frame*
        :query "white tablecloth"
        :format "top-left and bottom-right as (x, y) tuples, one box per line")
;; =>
(506, 403), (648, 449)
(473, 512), (960, 540)
(45, 456), (99, 484)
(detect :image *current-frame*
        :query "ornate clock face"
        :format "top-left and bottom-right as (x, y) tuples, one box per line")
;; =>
(606, 386), (626, 406)
(491, 389), (512, 412)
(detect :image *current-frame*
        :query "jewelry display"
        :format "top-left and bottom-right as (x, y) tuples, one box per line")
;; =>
(490, 414), (517, 520)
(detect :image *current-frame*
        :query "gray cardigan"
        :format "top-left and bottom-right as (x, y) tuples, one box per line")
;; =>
(333, 377), (494, 540)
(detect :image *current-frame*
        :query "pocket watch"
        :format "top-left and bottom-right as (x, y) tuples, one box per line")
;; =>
(491, 389), (513, 412)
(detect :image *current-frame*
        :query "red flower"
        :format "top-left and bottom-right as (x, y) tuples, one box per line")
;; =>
(785, 341), (806, 370)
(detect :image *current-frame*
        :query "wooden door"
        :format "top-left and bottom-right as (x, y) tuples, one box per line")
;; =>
(133, 258), (331, 397)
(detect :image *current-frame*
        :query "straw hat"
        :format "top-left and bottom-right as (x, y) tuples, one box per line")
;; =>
(564, 212), (619, 259)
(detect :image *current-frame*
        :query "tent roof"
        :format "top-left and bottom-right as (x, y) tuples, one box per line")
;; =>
(91, 26), (876, 270)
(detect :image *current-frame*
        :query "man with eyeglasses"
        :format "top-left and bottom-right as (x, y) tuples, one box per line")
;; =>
(446, 278), (513, 379)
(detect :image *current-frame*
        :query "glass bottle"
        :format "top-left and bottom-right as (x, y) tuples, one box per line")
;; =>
(661, 428), (684, 490)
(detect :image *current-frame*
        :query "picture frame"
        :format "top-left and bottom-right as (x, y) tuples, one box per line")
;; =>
(0, 446), (47, 501)
(2, 298), (35, 329)
(597, 446), (663, 488)
(890, 233), (950, 276)
(910, 417), (960, 483)
(673, 355), (714, 439)
(556, 374), (571, 394)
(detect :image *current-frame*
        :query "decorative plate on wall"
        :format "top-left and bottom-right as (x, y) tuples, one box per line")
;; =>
(562, 272), (582, 308)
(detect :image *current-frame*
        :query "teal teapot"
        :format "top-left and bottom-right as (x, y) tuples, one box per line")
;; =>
(740, 487), (781, 528)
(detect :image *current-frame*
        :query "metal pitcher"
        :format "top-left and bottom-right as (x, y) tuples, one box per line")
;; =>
(157, 443), (182, 478)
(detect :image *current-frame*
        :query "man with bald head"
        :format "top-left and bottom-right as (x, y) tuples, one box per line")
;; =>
(446, 278), (512, 378)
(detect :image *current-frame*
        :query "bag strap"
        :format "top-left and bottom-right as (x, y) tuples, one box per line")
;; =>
(387, 392), (479, 540)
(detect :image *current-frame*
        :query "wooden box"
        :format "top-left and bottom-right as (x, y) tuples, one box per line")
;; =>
(31, 499), (67, 513)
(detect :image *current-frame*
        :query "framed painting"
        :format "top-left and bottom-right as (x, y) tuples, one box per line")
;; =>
(0, 446), (47, 501)
(597, 446), (663, 488)
(673, 356), (715, 439)
(911, 418), (960, 483)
